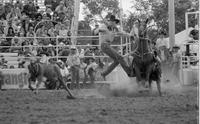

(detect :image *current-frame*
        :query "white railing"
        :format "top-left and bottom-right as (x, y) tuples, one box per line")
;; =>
(0, 35), (132, 66)
(180, 43), (199, 85)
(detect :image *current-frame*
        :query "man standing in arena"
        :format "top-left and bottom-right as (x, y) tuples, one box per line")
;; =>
(67, 46), (80, 89)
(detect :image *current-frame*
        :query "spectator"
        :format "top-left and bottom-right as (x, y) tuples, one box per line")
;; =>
(0, 4), (6, 20)
(67, 46), (80, 89)
(57, 59), (70, 82)
(92, 24), (99, 46)
(156, 31), (170, 63)
(6, 27), (15, 46)
(35, 13), (42, 23)
(14, 0), (23, 11)
(47, 44), (56, 56)
(23, 1), (37, 19)
(0, 56), (8, 69)
(31, 44), (38, 56)
(85, 57), (98, 85)
(54, 23), (61, 36)
(46, 7), (53, 17)
(26, 25), (35, 45)
(80, 57), (87, 84)
(40, 53), (48, 64)
(52, 12), (59, 22)
(6, 8), (16, 21)
(55, 1), (68, 14)
(189, 29), (199, 41)
(171, 45), (181, 82)
(48, 25), (56, 44)
(59, 47), (70, 63)
(17, 51), (25, 68)
(42, 29), (50, 45)
(0, 16), (7, 37)
(45, 0), (60, 11)
(10, 36), (21, 52)
(57, 12), (66, 23)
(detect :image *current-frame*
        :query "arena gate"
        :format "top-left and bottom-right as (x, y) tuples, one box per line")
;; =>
(180, 11), (199, 85)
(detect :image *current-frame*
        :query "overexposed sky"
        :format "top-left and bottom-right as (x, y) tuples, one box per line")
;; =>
(79, 0), (134, 20)
(122, 0), (134, 14)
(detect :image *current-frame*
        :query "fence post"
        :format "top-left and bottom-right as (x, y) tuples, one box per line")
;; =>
(126, 37), (128, 55)
(56, 37), (59, 61)
(120, 36), (123, 55)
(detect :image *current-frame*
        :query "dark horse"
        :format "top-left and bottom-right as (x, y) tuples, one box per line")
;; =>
(131, 19), (162, 96)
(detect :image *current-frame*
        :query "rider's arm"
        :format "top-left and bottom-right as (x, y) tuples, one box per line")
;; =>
(115, 31), (130, 36)
(94, 24), (108, 34)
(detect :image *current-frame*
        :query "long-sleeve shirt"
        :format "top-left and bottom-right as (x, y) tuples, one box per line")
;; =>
(60, 66), (69, 77)
(94, 24), (115, 44)
(86, 62), (98, 74)
(156, 38), (169, 49)
(67, 54), (80, 67)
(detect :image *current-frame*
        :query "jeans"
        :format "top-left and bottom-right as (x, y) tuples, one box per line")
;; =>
(70, 65), (80, 88)
(101, 42), (131, 77)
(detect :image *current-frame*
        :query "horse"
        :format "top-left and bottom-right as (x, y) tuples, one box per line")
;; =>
(131, 19), (162, 96)
(27, 60), (75, 99)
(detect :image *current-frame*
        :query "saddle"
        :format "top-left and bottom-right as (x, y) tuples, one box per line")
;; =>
(127, 50), (160, 78)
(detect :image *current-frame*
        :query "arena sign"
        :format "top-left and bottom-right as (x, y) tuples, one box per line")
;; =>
(0, 69), (45, 89)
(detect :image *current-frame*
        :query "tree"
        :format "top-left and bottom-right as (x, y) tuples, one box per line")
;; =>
(130, 0), (199, 35)
(81, 0), (120, 25)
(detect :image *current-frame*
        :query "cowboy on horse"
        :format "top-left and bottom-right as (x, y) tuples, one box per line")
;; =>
(129, 18), (162, 92)
(94, 14), (161, 81)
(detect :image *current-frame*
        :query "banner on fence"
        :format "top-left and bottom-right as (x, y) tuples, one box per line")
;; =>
(0, 67), (119, 89)
(0, 69), (43, 89)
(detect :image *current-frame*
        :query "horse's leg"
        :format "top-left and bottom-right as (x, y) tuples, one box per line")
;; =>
(134, 64), (143, 91)
(35, 76), (42, 94)
(156, 78), (162, 96)
(75, 67), (80, 89)
(28, 79), (34, 91)
(55, 79), (60, 90)
(145, 64), (154, 88)
(149, 79), (153, 94)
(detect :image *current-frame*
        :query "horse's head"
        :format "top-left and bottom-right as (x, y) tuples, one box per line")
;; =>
(133, 18), (151, 53)
(137, 18), (149, 38)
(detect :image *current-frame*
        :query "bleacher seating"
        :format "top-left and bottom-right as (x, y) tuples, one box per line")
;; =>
(0, 53), (19, 68)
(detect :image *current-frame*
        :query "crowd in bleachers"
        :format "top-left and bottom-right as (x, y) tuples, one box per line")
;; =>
(0, 0), (73, 51)
(0, 0), (105, 66)
(0, 0), (111, 85)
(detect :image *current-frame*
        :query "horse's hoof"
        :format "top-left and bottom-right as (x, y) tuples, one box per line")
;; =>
(28, 86), (34, 91)
(67, 95), (76, 99)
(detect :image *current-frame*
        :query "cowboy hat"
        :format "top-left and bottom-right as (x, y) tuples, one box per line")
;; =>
(107, 15), (120, 24)
(159, 31), (167, 35)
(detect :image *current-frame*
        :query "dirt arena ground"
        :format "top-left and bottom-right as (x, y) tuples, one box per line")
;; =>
(0, 64), (198, 124)
(0, 81), (198, 124)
